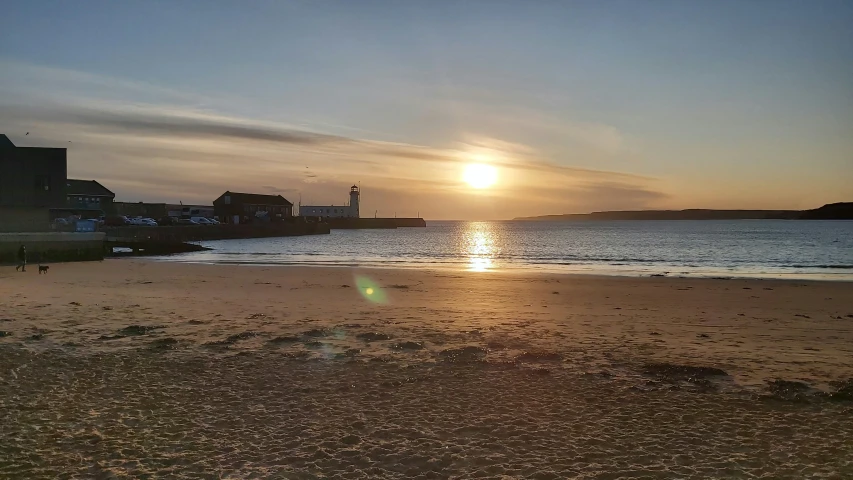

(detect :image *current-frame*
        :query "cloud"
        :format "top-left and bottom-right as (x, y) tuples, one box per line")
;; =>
(0, 62), (668, 218)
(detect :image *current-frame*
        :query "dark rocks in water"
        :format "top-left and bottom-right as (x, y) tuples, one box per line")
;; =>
(205, 331), (261, 347)
(697, 333), (710, 338)
(794, 314), (811, 319)
(246, 313), (266, 319)
(391, 341), (425, 351)
(439, 346), (488, 363)
(304, 341), (324, 349)
(356, 332), (392, 342)
(281, 351), (310, 359)
(98, 334), (125, 341)
(368, 355), (393, 363)
(226, 331), (260, 342)
(642, 363), (728, 378)
(551, 291), (560, 295)
(829, 379), (853, 402)
(0, 318), (13, 322)
(515, 351), (563, 363)
(340, 284), (351, 288)
(766, 379), (813, 402)
(268, 335), (300, 344)
(69, 302), (81, 306)
(0, 331), (11, 338)
(649, 331), (661, 336)
(102, 306), (113, 311)
(486, 341), (508, 350)
(388, 284), (410, 289)
(302, 328), (331, 338)
(149, 338), (181, 351)
(28, 333), (45, 341)
(340, 434), (361, 445)
(120, 325), (165, 336)
(344, 348), (361, 357)
(188, 320), (205, 325)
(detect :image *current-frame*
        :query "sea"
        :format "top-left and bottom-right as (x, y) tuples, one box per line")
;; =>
(159, 220), (853, 280)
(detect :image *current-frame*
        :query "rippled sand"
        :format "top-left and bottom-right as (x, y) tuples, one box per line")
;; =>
(1, 260), (852, 478)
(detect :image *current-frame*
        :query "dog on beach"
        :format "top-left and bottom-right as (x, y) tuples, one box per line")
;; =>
(38, 265), (49, 274)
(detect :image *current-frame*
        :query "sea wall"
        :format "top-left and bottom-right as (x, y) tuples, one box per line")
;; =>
(104, 222), (330, 243)
(0, 232), (105, 263)
(326, 218), (426, 229)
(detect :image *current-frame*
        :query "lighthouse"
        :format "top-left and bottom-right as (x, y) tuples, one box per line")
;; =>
(349, 185), (360, 218)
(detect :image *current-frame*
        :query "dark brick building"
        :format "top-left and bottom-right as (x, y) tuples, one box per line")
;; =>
(213, 191), (293, 224)
(66, 179), (115, 216)
(0, 134), (67, 231)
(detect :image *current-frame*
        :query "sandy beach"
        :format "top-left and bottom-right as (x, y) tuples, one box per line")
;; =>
(2, 260), (852, 478)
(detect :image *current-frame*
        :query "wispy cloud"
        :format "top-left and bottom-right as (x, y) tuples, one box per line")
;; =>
(0, 61), (668, 217)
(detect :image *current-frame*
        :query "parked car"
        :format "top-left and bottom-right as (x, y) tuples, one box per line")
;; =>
(158, 216), (178, 226)
(176, 218), (201, 225)
(137, 218), (158, 227)
(191, 217), (213, 225)
(104, 215), (129, 227)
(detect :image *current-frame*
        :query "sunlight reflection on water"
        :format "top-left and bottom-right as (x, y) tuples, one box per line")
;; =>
(463, 222), (499, 272)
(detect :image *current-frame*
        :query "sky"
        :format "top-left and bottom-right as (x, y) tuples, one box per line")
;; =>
(1, 0), (851, 219)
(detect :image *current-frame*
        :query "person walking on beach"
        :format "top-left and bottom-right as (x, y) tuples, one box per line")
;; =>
(15, 245), (27, 272)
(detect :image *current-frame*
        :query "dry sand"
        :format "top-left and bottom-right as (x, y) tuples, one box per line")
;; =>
(1, 260), (852, 479)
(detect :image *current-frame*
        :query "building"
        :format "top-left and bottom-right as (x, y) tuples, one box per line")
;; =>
(213, 191), (294, 224)
(113, 202), (213, 220)
(0, 134), (67, 209)
(66, 179), (115, 216)
(0, 134), (67, 231)
(300, 185), (360, 218)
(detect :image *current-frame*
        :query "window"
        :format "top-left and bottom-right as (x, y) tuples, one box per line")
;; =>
(224, 195), (231, 205)
(34, 175), (51, 191)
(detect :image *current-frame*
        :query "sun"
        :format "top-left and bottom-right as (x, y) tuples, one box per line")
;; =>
(463, 163), (498, 189)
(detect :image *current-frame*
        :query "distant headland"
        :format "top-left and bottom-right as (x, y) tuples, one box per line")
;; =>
(514, 202), (853, 221)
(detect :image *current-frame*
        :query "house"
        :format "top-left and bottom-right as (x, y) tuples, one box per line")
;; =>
(0, 134), (67, 231)
(300, 185), (360, 218)
(213, 191), (293, 224)
(66, 179), (115, 215)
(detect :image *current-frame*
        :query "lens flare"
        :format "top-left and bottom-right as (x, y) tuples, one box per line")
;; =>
(356, 276), (388, 304)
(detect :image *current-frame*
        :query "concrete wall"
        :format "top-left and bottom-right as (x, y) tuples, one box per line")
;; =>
(325, 218), (426, 229)
(0, 232), (105, 264)
(0, 207), (51, 232)
(105, 222), (330, 243)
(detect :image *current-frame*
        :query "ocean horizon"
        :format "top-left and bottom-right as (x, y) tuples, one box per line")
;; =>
(154, 219), (853, 281)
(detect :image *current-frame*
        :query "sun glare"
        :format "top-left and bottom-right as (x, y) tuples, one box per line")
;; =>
(463, 163), (498, 189)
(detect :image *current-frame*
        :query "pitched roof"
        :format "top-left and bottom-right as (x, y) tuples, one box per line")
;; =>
(216, 191), (293, 206)
(66, 179), (115, 197)
(0, 134), (16, 147)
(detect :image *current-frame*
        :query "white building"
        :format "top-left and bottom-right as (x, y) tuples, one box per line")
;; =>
(299, 185), (360, 218)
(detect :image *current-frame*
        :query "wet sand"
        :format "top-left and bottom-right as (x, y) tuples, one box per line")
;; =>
(1, 260), (852, 478)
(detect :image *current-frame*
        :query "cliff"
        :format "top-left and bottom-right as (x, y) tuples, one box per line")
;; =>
(514, 203), (853, 221)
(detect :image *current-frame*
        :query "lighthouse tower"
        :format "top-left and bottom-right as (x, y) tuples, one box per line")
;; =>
(349, 185), (360, 218)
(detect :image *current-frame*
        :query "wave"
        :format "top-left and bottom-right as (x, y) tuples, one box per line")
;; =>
(786, 264), (853, 270)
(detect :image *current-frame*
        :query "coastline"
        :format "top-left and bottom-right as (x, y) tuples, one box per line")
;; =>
(152, 255), (853, 282)
(3, 259), (852, 477)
